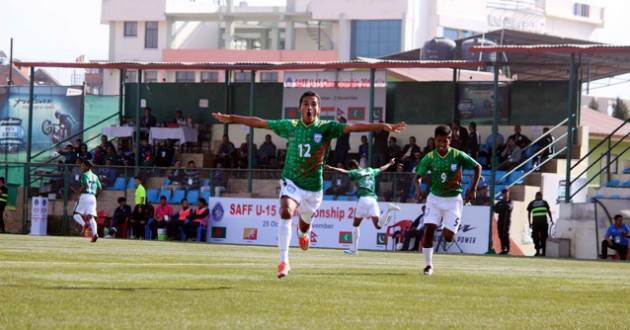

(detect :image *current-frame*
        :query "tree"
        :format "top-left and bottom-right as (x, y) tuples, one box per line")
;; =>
(588, 98), (599, 111)
(612, 98), (630, 121)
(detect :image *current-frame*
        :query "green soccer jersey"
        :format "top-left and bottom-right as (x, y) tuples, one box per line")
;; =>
(415, 147), (478, 197)
(80, 171), (101, 195)
(268, 118), (346, 191)
(347, 167), (380, 198)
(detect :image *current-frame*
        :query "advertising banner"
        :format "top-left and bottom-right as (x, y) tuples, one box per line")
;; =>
(282, 71), (387, 123)
(457, 82), (509, 125)
(0, 86), (84, 154)
(206, 197), (490, 254)
(29, 197), (48, 236)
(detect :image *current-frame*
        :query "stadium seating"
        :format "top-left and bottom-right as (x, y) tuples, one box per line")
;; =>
(202, 179), (211, 187)
(169, 190), (186, 204)
(200, 191), (210, 203)
(186, 190), (199, 204)
(106, 177), (126, 191)
(605, 180), (620, 187)
(610, 195), (621, 199)
(163, 178), (171, 186)
(323, 195), (334, 201)
(126, 178), (136, 190)
(622, 180), (630, 187)
(147, 189), (160, 204)
(158, 190), (172, 202)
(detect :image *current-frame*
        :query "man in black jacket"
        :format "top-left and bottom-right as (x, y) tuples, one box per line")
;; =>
(527, 192), (554, 256)
(371, 120), (389, 167)
(494, 188), (513, 254)
(402, 205), (425, 251)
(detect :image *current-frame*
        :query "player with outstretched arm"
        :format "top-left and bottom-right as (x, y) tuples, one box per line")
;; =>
(324, 158), (400, 255)
(414, 125), (481, 275)
(212, 91), (406, 278)
(72, 160), (103, 243)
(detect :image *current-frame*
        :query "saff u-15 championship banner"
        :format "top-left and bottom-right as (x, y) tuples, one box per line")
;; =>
(282, 71), (387, 123)
(206, 197), (490, 254)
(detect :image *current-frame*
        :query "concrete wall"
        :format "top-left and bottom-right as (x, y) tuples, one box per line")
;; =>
(586, 138), (630, 187)
(111, 20), (166, 61)
(172, 21), (221, 49)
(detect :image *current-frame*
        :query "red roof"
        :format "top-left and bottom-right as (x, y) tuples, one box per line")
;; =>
(581, 106), (630, 140)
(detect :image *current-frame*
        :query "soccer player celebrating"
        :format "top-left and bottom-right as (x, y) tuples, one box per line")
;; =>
(414, 125), (481, 275)
(72, 160), (103, 243)
(212, 91), (406, 278)
(324, 158), (400, 255)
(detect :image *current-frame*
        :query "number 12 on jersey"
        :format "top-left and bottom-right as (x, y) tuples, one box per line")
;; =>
(298, 144), (311, 157)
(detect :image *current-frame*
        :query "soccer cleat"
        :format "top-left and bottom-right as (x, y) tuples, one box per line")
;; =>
(423, 266), (434, 276)
(344, 249), (358, 255)
(91, 235), (99, 243)
(80, 224), (86, 236)
(298, 231), (310, 251)
(277, 262), (291, 278)
(387, 203), (401, 211)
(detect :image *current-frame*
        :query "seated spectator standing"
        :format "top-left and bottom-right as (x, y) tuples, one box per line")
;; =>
(116, 149), (132, 167)
(100, 135), (116, 153)
(385, 163), (411, 203)
(358, 135), (369, 168)
(422, 137), (435, 156)
(130, 204), (153, 239)
(92, 146), (105, 165)
(184, 160), (201, 192)
(498, 137), (522, 170)
(213, 163), (228, 197)
(467, 122), (481, 160)
(184, 198), (209, 240)
(452, 120), (469, 148)
(601, 214), (630, 260)
(257, 134), (277, 165)
(77, 143), (93, 161)
(141, 107), (157, 128)
(111, 197), (131, 238)
(58, 144), (77, 164)
(450, 127), (465, 150)
(174, 110), (187, 127)
(216, 135), (236, 168)
(325, 162), (352, 200)
(410, 151), (422, 173)
(156, 140), (175, 168)
(73, 138), (83, 155)
(168, 160), (185, 186)
(237, 133), (257, 168)
(508, 124), (531, 149)
(534, 127), (554, 166)
(402, 205), (425, 251)
(169, 198), (193, 239)
(387, 137), (401, 170)
(150, 196), (173, 239)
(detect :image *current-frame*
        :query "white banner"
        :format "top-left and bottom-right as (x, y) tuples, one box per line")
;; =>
(282, 71), (387, 123)
(29, 197), (48, 236)
(206, 197), (490, 254)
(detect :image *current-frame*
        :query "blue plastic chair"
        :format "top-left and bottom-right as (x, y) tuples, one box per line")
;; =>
(186, 190), (199, 204)
(323, 194), (334, 201)
(127, 178), (136, 190)
(495, 171), (508, 184)
(158, 189), (172, 202)
(106, 177), (126, 191)
(147, 189), (160, 203)
(622, 180), (630, 187)
(197, 222), (207, 242)
(202, 179), (211, 187)
(508, 171), (525, 185)
(145, 218), (154, 240)
(163, 178), (171, 186)
(169, 190), (186, 204)
(200, 191), (211, 204)
(610, 195), (621, 199)
(323, 181), (332, 193)
(606, 180), (620, 187)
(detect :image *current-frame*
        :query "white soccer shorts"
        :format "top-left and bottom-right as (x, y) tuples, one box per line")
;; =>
(279, 178), (323, 217)
(354, 196), (380, 219)
(424, 193), (463, 233)
(74, 194), (97, 217)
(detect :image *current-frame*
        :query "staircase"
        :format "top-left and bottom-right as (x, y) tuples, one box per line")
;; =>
(305, 21), (333, 51)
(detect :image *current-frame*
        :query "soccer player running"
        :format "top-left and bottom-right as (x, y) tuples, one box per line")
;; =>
(414, 125), (481, 275)
(212, 91), (406, 278)
(72, 160), (102, 243)
(324, 158), (400, 255)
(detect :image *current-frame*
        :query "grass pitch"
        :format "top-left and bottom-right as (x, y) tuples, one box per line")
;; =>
(0, 235), (628, 330)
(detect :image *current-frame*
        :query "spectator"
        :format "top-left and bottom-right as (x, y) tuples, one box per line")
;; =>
(116, 149), (132, 167)
(184, 160), (200, 192)
(332, 116), (350, 167)
(494, 188), (513, 254)
(156, 140), (175, 168)
(422, 137), (435, 156)
(601, 214), (630, 260)
(73, 138), (83, 155)
(387, 137), (401, 167)
(534, 127), (555, 167)
(257, 134), (277, 165)
(216, 135), (236, 168)
(110, 197), (131, 238)
(97, 159), (117, 188)
(184, 198), (209, 240)
(372, 120), (389, 167)
(237, 133), (257, 168)
(410, 151), (422, 173)
(58, 144), (77, 164)
(141, 107), (157, 128)
(213, 163), (228, 197)
(92, 146), (105, 165)
(100, 135), (116, 153)
(452, 120), (469, 148)
(450, 127), (465, 150)
(77, 144), (93, 161)
(402, 205), (425, 251)
(324, 162), (352, 200)
(134, 178), (146, 206)
(498, 137), (522, 170)
(169, 198), (193, 240)
(140, 149), (155, 167)
(174, 110), (187, 127)
(472, 184), (490, 206)
(358, 135), (369, 168)
(130, 204), (152, 239)
(467, 122), (481, 160)
(69, 158), (83, 195)
(385, 163), (411, 203)
(508, 124), (531, 149)
(168, 160), (185, 186)
(150, 195), (173, 239)
(527, 192), (553, 257)
(400, 136), (421, 167)
(104, 145), (118, 165)
(277, 143), (288, 167)
(139, 139), (153, 156)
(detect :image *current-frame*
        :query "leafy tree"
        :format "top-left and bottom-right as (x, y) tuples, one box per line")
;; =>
(588, 98), (599, 111)
(612, 98), (630, 121)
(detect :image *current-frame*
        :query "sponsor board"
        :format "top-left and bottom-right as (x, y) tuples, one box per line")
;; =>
(207, 197), (490, 254)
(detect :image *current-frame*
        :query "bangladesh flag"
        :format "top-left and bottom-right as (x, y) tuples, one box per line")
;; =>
(339, 231), (352, 244)
(211, 226), (227, 239)
(284, 107), (299, 119)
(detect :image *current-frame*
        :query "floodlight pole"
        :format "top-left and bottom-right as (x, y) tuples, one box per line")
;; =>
(135, 69), (142, 170)
(565, 54), (576, 203)
(488, 64), (499, 253)
(224, 70), (231, 136)
(23, 67), (35, 233)
(118, 69), (125, 125)
(248, 70), (256, 193)
(368, 68), (375, 166)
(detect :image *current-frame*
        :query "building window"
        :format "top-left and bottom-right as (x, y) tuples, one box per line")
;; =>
(443, 28), (475, 40)
(125, 71), (138, 83)
(145, 22), (158, 49)
(145, 71), (158, 83)
(573, 3), (590, 17)
(234, 72), (252, 82)
(175, 71), (195, 83)
(351, 20), (401, 58)
(124, 22), (137, 37)
(261, 72), (278, 82)
(200, 71), (219, 82)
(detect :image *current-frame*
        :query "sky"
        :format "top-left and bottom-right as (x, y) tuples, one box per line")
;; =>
(1, 0), (628, 99)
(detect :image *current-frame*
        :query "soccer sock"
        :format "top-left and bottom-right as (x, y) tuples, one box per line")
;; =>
(277, 220), (292, 263)
(73, 214), (85, 226)
(422, 247), (433, 267)
(89, 218), (98, 237)
(352, 226), (360, 251)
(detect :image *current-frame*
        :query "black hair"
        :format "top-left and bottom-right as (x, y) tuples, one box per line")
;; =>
(198, 198), (207, 206)
(188, 160), (195, 165)
(347, 160), (360, 169)
(160, 195), (166, 200)
(83, 160), (93, 169)
(469, 122), (477, 129)
(390, 136), (397, 143)
(434, 125), (452, 138)
(145, 107), (152, 112)
(507, 137), (516, 142)
(299, 91), (321, 107)
(0, 177), (5, 183)
(536, 192), (542, 197)
(181, 198), (188, 203)
(176, 110), (182, 115)
(614, 214), (623, 221)
(117, 197), (126, 203)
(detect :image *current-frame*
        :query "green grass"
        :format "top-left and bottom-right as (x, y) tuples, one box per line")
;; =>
(0, 235), (628, 330)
